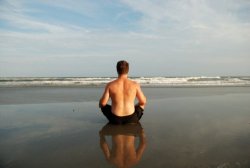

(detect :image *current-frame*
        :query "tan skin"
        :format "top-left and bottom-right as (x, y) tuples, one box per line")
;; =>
(99, 73), (147, 116)
(99, 126), (146, 168)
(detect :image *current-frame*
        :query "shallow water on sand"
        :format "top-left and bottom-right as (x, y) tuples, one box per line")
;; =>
(0, 87), (250, 168)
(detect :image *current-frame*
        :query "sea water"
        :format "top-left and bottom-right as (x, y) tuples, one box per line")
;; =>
(1, 76), (250, 87)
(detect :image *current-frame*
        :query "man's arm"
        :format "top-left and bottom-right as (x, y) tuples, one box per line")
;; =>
(136, 83), (147, 109)
(99, 84), (110, 108)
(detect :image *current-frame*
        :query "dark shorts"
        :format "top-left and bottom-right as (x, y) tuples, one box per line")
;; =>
(101, 104), (144, 125)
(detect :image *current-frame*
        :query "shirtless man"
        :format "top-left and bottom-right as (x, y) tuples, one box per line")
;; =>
(99, 60), (147, 124)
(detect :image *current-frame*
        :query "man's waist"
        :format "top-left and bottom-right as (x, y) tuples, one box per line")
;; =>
(111, 107), (135, 117)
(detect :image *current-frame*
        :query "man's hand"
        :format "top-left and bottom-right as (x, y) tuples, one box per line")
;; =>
(136, 103), (145, 110)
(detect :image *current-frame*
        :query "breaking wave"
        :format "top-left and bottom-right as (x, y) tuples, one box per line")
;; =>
(0, 76), (250, 87)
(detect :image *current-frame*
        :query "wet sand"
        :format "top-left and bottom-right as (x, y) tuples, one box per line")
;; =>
(0, 87), (250, 167)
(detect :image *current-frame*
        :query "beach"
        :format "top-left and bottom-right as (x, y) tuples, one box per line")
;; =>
(0, 86), (250, 168)
(1, 0), (249, 167)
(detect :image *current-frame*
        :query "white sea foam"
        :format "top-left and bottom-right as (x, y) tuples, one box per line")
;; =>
(0, 76), (250, 87)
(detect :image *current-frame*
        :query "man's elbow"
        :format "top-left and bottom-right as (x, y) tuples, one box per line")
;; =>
(143, 96), (147, 105)
(99, 99), (106, 108)
(139, 97), (147, 106)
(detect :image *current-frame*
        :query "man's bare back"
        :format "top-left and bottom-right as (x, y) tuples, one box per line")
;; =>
(99, 60), (146, 124)
(99, 74), (146, 117)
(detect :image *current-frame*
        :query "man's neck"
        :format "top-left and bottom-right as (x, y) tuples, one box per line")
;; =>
(118, 74), (128, 79)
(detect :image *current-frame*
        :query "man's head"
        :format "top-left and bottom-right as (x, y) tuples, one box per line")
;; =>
(116, 60), (129, 75)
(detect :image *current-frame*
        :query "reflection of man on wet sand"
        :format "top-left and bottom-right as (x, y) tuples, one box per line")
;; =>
(99, 123), (146, 168)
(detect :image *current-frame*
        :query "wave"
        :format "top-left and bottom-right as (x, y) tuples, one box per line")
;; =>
(0, 76), (250, 87)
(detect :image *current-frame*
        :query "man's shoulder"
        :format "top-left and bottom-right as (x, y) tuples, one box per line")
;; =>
(107, 78), (138, 87)
(127, 79), (140, 87)
(127, 78), (138, 84)
(106, 79), (118, 87)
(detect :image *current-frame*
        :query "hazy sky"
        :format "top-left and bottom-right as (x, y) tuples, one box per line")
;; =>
(0, 0), (250, 77)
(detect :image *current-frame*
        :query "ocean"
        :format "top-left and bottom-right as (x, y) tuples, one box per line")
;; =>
(1, 76), (250, 87)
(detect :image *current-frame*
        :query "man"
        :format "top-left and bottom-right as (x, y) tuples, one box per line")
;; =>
(99, 60), (147, 124)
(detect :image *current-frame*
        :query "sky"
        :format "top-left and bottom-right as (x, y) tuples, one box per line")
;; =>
(0, 0), (250, 77)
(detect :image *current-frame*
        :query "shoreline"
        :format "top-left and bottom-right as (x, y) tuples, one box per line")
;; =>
(1, 85), (250, 88)
(1, 87), (250, 105)
(1, 76), (250, 88)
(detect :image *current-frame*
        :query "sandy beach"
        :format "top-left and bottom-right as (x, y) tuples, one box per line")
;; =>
(0, 87), (250, 168)
(1, 0), (250, 167)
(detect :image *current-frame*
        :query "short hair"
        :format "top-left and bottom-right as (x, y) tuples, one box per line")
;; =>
(116, 60), (129, 75)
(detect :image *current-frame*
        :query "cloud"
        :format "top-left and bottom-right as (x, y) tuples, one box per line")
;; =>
(0, 0), (250, 76)
(39, 0), (101, 17)
(121, 0), (250, 38)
